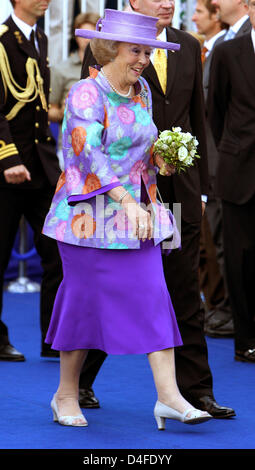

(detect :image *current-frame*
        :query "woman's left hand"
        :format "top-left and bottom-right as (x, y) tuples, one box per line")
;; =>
(154, 153), (175, 176)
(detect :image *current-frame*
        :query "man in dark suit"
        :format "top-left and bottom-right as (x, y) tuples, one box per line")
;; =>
(208, 0), (255, 363)
(192, 0), (234, 338)
(198, 0), (251, 338)
(0, 0), (62, 361)
(78, 0), (235, 418)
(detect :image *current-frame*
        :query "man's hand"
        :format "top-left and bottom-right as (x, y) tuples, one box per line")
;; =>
(202, 201), (206, 216)
(4, 165), (31, 184)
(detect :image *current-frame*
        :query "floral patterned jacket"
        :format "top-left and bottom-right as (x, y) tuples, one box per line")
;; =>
(42, 67), (180, 250)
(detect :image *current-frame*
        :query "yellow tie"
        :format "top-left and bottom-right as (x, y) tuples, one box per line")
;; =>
(154, 48), (167, 94)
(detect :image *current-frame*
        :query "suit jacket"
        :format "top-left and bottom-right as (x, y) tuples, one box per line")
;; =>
(204, 18), (251, 103)
(0, 16), (61, 188)
(81, 27), (209, 224)
(208, 33), (255, 204)
(203, 34), (225, 183)
(203, 19), (252, 184)
(235, 17), (252, 36)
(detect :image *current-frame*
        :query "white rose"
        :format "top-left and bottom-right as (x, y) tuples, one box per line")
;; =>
(165, 136), (172, 145)
(178, 146), (188, 161)
(160, 135), (169, 144)
(181, 132), (193, 143)
(185, 156), (193, 166)
(172, 127), (182, 133)
(160, 130), (171, 139)
(162, 143), (169, 151)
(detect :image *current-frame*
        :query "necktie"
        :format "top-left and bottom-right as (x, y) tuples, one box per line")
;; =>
(224, 28), (236, 41)
(154, 48), (167, 94)
(201, 46), (208, 66)
(29, 30), (39, 56)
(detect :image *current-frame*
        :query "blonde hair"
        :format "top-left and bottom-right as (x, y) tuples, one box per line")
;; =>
(73, 12), (100, 30)
(90, 38), (120, 66)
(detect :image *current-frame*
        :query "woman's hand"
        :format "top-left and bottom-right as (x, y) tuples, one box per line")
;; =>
(122, 200), (153, 241)
(154, 153), (175, 176)
(107, 187), (153, 241)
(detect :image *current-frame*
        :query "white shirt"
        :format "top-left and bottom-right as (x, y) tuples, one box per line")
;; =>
(11, 12), (39, 51)
(150, 28), (168, 64)
(251, 28), (255, 52)
(203, 29), (226, 58)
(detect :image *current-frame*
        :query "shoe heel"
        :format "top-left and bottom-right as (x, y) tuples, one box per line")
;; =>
(155, 414), (165, 430)
(51, 397), (58, 422)
(52, 407), (58, 422)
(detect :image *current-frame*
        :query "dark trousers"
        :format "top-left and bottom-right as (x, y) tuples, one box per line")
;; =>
(222, 195), (255, 351)
(162, 219), (213, 402)
(0, 185), (62, 349)
(79, 349), (107, 389)
(200, 211), (226, 311)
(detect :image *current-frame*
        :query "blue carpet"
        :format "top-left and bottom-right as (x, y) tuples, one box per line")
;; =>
(1, 291), (255, 452)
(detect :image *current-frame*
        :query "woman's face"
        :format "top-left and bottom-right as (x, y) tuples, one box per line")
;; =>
(112, 42), (152, 86)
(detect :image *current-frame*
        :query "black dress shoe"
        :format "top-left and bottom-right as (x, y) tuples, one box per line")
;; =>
(79, 388), (100, 408)
(235, 348), (255, 363)
(0, 343), (25, 362)
(195, 396), (236, 419)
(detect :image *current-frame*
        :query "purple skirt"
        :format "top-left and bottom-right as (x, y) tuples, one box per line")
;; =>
(45, 240), (182, 354)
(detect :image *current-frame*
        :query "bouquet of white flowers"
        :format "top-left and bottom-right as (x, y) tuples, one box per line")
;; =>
(153, 127), (200, 175)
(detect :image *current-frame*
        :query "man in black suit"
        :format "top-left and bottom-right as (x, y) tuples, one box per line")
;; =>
(197, 0), (251, 339)
(0, 0), (62, 361)
(208, 0), (255, 363)
(192, 0), (234, 338)
(77, 0), (235, 418)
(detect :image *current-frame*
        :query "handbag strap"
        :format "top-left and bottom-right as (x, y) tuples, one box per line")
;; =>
(156, 186), (164, 205)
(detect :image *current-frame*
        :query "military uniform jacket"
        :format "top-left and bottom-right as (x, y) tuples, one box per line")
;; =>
(0, 16), (60, 188)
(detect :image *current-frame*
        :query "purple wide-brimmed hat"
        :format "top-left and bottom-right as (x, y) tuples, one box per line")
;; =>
(75, 9), (180, 51)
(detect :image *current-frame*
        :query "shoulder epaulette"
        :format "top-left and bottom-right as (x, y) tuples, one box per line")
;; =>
(0, 35), (48, 119)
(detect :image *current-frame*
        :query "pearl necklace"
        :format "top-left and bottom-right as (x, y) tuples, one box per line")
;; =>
(101, 68), (132, 98)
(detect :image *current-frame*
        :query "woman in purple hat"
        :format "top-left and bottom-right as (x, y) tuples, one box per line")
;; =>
(42, 9), (212, 429)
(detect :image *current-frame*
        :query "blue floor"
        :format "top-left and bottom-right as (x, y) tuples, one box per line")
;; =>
(1, 291), (255, 453)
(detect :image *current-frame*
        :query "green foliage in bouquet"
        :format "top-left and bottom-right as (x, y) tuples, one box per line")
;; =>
(153, 127), (200, 174)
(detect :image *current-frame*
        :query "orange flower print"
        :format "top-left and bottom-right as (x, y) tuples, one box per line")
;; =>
(132, 95), (146, 108)
(71, 213), (96, 239)
(88, 66), (99, 79)
(104, 105), (109, 129)
(55, 171), (66, 192)
(71, 126), (87, 156)
(82, 173), (101, 194)
(148, 184), (156, 203)
(149, 144), (155, 165)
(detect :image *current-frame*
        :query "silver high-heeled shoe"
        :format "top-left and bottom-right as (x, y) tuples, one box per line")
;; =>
(154, 400), (212, 430)
(51, 394), (88, 427)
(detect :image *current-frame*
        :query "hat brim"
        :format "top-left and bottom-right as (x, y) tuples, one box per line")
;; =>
(75, 28), (180, 51)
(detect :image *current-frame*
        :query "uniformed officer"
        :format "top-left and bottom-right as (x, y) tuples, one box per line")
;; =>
(0, 0), (62, 361)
